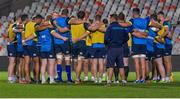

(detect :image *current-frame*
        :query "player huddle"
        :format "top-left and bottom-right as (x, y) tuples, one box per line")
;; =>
(7, 7), (173, 85)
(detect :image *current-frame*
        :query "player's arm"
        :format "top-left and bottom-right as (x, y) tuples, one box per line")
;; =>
(119, 21), (132, 27)
(51, 30), (68, 41)
(23, 33), (37, 43)
(53, 20), (69, 33)
(149, 20), (162, 29)
(132, 30), (148, 38)
(104, 27), (111, 45)
(68, 18), (85, 25)
(88, 22), (101, 31)
(35, 24), (50, 31)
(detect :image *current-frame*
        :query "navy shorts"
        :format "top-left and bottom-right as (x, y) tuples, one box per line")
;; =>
(90, 48), (106, 58)
(16, 51), (24, 58)
(40, 50), (55, 59)
(7, 45), (16, 57)
(85, 46), (92, 59)
(54, 42), (71, 55)
(146, 51), (154, 61)
(23, 45), (39, 57)
(153, 45), (164, 59)
(132, 44), (147, 55)
(123, 43), (130, 57)
(164, 44), (172, 56)
(106, 47), (124, 68)
(72, 40), (86, 58)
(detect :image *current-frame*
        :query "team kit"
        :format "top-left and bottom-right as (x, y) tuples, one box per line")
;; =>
(6, 8), (173, 85)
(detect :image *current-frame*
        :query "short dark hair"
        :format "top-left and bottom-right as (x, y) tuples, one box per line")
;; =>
(35, 14), (44, 19)
(95, 14), (101, 21)
(77, 11), (85, 19)
(132, 8), (140, 15)
(21, 14), (28, 22)
(150, 13), (158, 21)
(158, 11), (164, 16)
(89, 19), (93, 24)
(110, 14), (118, 21)
(103, 18), (108, 24)
(62, 9), (69, 15)
(118, 12), (125, 20)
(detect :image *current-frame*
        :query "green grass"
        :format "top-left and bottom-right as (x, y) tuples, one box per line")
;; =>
(0, 72), (180, 98)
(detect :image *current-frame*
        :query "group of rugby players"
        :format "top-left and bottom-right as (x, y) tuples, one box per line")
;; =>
(6, 7), (173, 85)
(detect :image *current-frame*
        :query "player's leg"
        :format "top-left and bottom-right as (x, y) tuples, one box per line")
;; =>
(65, 54), (73, 82)
(56, 52), (64, 82)
(98, 58), (104, 83)
(18, 57), (26, 83)
(163, 55), (172, 82)
(133, 56), (141, 83)
(91, 58), (97, 83)
(24, 52), (31, 82)
(75, 55), (84, 84)
(124, 58), (129, 80)
(41, 58), (47, 84)
(140, 55), (146, 83)
(48, 58), (56, 84)
(113, 64), (119, 83)
(33, 56), (40, 83)
(8, 57), (16, 83)
(83, 59), (89, 81)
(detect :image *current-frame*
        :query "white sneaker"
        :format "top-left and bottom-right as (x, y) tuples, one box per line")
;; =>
(91, 76), (95, 81)
(94, 78), (98, 83)
(50, 81), (56, 84)
(114, 80), (119, 84)
(8, 80), (15, 84)
(165, 77), (170, 83)
(98, 78), (102, 83)
(84, 76), (88, 81)
(41, 80), (47, 84)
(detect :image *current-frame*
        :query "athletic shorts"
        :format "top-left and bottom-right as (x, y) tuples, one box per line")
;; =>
(54, 42), (71, 55)
(7, 45), (16, 57)
(40, 50), (55, 59)
(146, 51), (154, 61)
(72, 40), (86, 58)
(90, 48), (106, 58)
(106, 47), (124, 68)
(123, 43), (130, 58)
(153, 45), (164, 59)
(85, 46), (92, 59)
(16, 51), (24, 58)
(164, 44), (172, 56)
(132, 44), (147, 56)
(23, 45), (39, 57)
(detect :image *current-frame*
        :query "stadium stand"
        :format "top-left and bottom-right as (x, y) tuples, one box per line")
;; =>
(0, 0), (180, 56)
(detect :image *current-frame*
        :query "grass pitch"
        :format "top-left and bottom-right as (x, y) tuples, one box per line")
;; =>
(0, 72), (180, 98)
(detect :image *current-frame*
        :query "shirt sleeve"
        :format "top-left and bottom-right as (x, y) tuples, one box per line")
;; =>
(104, 26), (111, 45)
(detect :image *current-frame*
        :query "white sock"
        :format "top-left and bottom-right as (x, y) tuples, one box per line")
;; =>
(50, 76), (54, 82)
(42, 75), (46, 82)
(161, 78), (166, 81)
(103, 73), (106, 77)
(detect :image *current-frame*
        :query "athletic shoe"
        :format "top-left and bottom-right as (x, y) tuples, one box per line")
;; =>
(122, 80), (127, 86)
(49, 81), (57, 84)
(134, 80), (141, 83)
(114, 80), (119, 84)
(152, 80), (157, 83)
(67, 80), (74, 84)
(91, 76), (95, 81)
(41, 80), (47, 84)
(84, 76), (88, 81)
(98, 78), (102, 84)
(94, 78), (98, 83)
(159, 80), (166, 83)
(140, 80), (146, 83)
(8, 80), (16, 84)
(102, 73), (106, 81)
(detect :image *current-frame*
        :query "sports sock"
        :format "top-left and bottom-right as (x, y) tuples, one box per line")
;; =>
(65, 65), (72, 81)
(57, 64), (63, 81)
(113, 66), (119, 81)
(124, 66), (129, 79)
